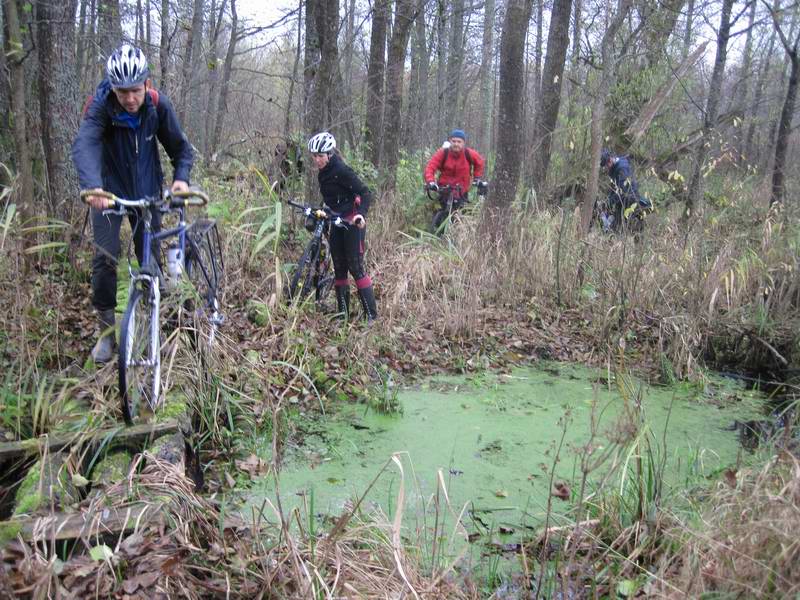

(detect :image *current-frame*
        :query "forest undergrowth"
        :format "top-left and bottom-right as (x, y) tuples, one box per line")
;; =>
(0, 167), (798, 598)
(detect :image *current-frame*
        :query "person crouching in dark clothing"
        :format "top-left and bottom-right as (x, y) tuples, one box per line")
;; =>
(599, 149), (652, 233)
(307, 131), (377, 322)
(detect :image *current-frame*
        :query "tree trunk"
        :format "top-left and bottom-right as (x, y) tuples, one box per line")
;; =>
(767, 4), (800, 205)
(682, 0), (694, 57)
(382, 0), (417, 190)
(530, 0), (572, 191)
(37, 0), (80, 220)
(98, 0), (121, 58)
(160, 0), (171, 90)
(204, 0), (227, 157)
(489, 0), (534, 217)
(444, 0), (465, 127)
(685, 0), (734, 218)
(641, 0), (685, 69)
(179, 0), (206, 148)
(136, 0), (144, 45)
(405, 0), (430, 152)
(76, 0), (89, 91)
(313, 0), (341, 133)
(303, 0), (321, 199)
(284, 0), (304, 137)
(745, 2), (778, 163)
(475, 0), (495, 154)
(580, 0), (633, 233)
(571, 0), (582, 69)
(365, 0), (388, 166)
(210, 0), (237, 160)
(435, 0), (448, 136)
(3, 0), (35, 261)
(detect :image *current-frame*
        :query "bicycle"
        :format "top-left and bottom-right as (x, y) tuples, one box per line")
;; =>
(80, 188), (224, 425)
(593, 194), (652, 235)
(285, 200), (347, 307)
(427, 181), (488, 234)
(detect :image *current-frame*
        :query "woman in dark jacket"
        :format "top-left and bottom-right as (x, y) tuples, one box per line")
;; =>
(307, 132), (377, 321)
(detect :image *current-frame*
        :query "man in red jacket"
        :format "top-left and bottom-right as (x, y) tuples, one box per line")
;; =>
(424, 129), (487, 198)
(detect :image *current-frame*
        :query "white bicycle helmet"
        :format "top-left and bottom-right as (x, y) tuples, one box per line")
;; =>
(307, 132), (336, 154)
(106, 44), (150, 88)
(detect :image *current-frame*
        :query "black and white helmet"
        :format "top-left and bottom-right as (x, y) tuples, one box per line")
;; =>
(106, 44), (150, 88)
(307, 132), (336, 154)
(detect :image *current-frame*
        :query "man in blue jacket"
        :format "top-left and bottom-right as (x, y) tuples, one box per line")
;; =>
(72, 44), (194, 363)
(599, 149), (652, 233)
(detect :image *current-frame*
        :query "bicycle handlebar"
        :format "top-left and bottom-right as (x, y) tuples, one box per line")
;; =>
(80, 189), (209, 210)
(287, 200), (348, 227)
(426, 184), (463, 202)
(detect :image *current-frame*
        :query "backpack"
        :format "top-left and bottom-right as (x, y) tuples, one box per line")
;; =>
(82, 88), (160, 118)
(441, 146), (476, 171)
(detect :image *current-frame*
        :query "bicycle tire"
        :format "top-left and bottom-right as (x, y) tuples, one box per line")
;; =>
(185, 225), (223, 345)
(431, 209), (448, 233)
(119, 286), (161, 425)
(315, 237), (334, 303)
(288, 239), (320, 301)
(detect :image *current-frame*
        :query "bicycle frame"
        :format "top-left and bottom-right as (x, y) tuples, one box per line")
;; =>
(286, 200), (345, 303)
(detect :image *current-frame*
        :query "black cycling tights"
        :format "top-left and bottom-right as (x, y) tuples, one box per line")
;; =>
(331, 224), (371, 289)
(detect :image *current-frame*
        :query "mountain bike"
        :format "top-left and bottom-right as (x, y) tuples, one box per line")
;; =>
(428, 181), (487, 234)
(80, 188), (224, 425)
(285, 200), (347, 306)
(428, 184), (465, 234)
(593, 194), (652, 235)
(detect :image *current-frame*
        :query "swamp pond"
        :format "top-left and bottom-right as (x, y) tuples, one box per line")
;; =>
(245, 362), (764, 565)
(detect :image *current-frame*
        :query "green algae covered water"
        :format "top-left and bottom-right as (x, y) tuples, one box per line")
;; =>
(247, 363), (763, 543)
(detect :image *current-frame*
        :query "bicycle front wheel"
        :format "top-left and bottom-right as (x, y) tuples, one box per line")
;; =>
(288, 239), (320, 301)
(119, 286), (161, 425)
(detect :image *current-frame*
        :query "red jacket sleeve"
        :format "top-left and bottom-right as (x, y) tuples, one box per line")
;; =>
(424, 148), (445, 183)
(470, 149), (486, 179)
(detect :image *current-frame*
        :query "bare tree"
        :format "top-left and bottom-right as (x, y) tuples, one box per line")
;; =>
(210, 0), (237, 161)
(98, 0), (121, 57)
(580, 0), (633, 233)
(365, 0), (388, 165)
(37, 0), (80, 220)
(685, 0), (735, 217)
(490, 0), (534, 216)
(3, 0), (35, 260)
(765, 0), (800, 205)
(475, 0), (495, 154)
(405, 0), (430, 152)
(284, 0), (304, 138)
(160, 0), (171, 90)
(530, 0), (572, 190)
(382, 0), (417, 189)
(444, 0), (465, 127)
(179, 0), (206, 147)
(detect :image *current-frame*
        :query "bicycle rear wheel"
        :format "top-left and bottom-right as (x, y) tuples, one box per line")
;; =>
(185, 220), (224, 345)
(119, 286), (161, 425)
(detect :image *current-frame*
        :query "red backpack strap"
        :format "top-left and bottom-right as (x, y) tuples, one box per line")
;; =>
(81, 93), (94, 118)
(148, 88), (159, 107)
(464, 147), (474, 168)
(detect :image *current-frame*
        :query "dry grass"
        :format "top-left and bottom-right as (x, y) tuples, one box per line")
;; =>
(656, 451), (800, 598)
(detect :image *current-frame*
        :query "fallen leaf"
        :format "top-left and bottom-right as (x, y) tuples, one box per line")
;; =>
(494, 490), (508, 498)
(89, 544), (114, 562)
(552, 482), (570, 501)
(723, 468), (737, 488)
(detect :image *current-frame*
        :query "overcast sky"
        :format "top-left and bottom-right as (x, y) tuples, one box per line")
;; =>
(236, 0), (298, 28)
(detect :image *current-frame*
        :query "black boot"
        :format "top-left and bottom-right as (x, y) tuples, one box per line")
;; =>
(357, 285), (378, 323)
(335, 285), (350, 321)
